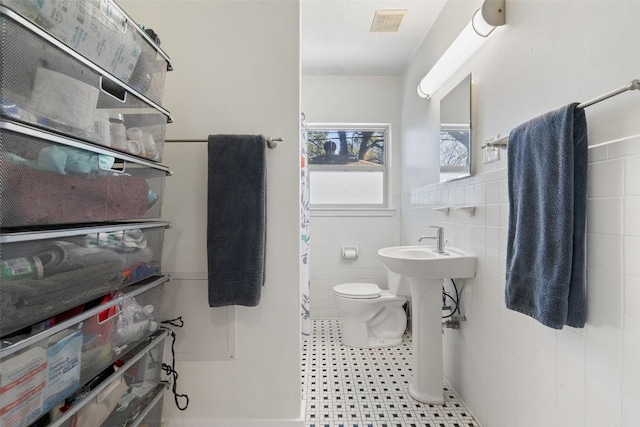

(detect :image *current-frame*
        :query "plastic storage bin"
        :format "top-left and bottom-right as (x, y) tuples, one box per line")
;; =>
(0, 277), (168, 427)
(78, 279), (166, 385)
(122, 384), (166, 427)
(99, 378), (167, 427)
(0, 7), (171, 162)
(0, 0), (172, 106)
(58, 330), (167, 427)
(0, 223), (170, 337)
(0, 121), (171, 228)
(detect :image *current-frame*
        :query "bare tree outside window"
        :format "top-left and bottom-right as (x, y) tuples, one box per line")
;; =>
(308, 130), (385, 166)
(440, 126), (469, 169)
(306, 126), (389, 207)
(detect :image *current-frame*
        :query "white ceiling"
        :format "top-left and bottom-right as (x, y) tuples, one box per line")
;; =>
(301, 0), (447, 76)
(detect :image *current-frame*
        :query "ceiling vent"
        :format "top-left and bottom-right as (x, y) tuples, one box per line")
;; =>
(370, 10), (407, 33)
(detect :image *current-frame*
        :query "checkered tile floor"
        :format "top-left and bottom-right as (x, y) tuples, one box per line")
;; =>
(302, 319), (479, 427)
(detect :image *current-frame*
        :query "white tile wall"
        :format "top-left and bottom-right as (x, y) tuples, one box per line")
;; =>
(308, 211), (400, 318)
(400, 136), (640, 426)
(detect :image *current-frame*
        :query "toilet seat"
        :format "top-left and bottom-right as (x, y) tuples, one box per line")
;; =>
(333, 283), (381, 299)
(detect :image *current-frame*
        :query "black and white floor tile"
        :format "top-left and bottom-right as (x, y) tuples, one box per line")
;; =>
(302, 319), (479, 427)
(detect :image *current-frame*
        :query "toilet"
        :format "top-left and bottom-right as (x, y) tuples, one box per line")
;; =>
(333, 269), (411, 348)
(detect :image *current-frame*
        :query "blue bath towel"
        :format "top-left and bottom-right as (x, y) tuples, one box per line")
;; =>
(505, 104), (588, 329)
(207, 135), (266, 307)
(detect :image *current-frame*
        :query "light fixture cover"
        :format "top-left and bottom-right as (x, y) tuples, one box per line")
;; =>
(416, 0), (505, 99)
(417, 22), (488, 99)
(472, 8), (496, 37)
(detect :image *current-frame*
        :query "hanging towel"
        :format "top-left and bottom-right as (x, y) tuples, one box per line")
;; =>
(207, 134), (266, 307)
(505, 103), (588, 329)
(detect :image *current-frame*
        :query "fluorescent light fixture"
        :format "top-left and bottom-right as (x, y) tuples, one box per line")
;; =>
(417, 0), (505, 99)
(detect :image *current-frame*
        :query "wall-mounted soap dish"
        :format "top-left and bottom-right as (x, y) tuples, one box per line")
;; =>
(454, 206), (476, 216)
(432, 206), (450, 215)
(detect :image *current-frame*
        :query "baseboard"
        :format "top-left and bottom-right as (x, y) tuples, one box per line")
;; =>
(164, 402), (305, 427)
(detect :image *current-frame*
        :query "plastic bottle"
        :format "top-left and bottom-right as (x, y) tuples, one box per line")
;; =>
(1, 97), (49, 127)
(0, 256), (44, 280)
(142, 133), (159, 160)
(92, 111), (111, 147)
(126, 127), (145, 157)
(109, 113), (127, 151)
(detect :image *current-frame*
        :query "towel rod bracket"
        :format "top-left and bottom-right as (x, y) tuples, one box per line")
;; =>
(266, 137), (283, 149)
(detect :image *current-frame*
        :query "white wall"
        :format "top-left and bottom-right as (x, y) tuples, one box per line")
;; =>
(121, 1), (302, 425)
(303, 76), (402, 197)
(302, 76), (401, 317)
(401, 1), (640, 426)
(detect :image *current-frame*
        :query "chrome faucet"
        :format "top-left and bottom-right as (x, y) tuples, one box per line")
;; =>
(418, 226), (447, 254)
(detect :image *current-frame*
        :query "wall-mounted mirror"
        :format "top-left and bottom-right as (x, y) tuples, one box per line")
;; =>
(439, 74), (472, 182)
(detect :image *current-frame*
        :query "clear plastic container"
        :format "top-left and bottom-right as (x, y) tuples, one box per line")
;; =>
(0, 0), (172, 106)
(0, 223), (170, 337)
(0, 9), (171, 162)
(0, 121), (170, 228)
(0, 278), (169, 427)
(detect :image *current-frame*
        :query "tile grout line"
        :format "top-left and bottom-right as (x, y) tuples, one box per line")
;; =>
(302, 319), (480, 427)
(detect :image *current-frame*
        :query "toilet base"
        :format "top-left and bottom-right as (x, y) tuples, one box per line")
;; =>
(342, 335), (403, 348)
(334, 285), (407, 349)
(341, 315), (405, 349)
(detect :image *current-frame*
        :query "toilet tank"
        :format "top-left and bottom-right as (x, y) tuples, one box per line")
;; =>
(385, 267), (411, 296)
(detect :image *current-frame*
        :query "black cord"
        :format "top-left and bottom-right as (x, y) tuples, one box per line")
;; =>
(162, 317), (185, 328)
(160, 317), (189, 411)
(442, 279), (462, 319)
(442, 293), (458, 318)
(451, 279), (460, 315)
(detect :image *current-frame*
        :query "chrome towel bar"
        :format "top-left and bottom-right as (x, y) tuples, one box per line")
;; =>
(481, 79), (640, 149)
(165, 136), (283, 149)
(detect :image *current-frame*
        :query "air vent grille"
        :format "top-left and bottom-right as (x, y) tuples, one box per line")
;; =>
(370, 10), (407, 33)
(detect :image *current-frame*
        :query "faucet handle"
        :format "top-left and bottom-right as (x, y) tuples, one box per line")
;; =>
(429, 225), (443, 231)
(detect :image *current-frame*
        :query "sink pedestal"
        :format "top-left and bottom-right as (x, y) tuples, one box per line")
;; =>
(377, 245), (477, 404)
(408, 278), (444, 404)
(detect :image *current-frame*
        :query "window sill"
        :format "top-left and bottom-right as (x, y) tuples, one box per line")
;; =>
(310, 208), (397, 217)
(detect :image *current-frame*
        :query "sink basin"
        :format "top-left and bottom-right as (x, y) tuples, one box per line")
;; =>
(377, 245), (477, 404)
(378, 246), (476, 279)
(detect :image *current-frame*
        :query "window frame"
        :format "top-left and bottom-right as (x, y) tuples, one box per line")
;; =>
(306, 123), (391, 209)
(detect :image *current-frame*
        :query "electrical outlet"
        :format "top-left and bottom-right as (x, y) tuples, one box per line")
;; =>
(484, 146), (500, 164)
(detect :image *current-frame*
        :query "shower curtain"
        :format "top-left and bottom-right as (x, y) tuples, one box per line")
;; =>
(300, 112), (311, 336)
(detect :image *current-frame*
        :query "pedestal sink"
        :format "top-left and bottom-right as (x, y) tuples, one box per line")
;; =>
(378, 246), (476, 404)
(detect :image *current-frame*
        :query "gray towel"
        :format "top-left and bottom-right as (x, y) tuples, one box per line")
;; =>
(207, 134), (266, 307)
(36, 241), (125, 276)
(0, 262), (124, 336)
(505, 103), (588, 329)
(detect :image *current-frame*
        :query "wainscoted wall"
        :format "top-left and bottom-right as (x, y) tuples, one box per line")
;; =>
(402, 134), (640, 426)
(308, 208), (401, 318)
(399, 0), (640, 425)
(302, 75), (402, 318)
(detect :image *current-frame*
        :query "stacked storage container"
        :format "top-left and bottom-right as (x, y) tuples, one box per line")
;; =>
(0, 1), (173, 426)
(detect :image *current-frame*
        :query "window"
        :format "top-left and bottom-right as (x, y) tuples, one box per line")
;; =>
(307, 125), (388, 207)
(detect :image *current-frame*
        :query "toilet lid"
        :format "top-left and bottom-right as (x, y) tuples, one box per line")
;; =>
(333, 283), (381, 299)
